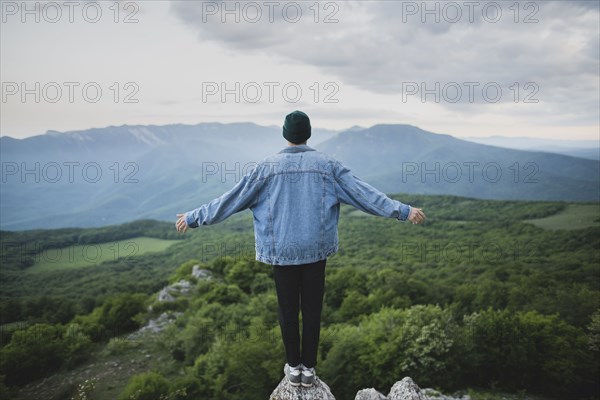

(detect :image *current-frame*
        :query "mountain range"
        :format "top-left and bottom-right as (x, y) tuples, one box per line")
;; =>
(463, 136), (600, 160)
(1, 123), (598, 230)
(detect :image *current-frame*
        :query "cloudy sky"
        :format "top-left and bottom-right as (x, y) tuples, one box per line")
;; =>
(1, 0), (599, 140)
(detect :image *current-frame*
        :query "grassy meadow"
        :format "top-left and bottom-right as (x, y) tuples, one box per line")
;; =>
(28, 237), (180, 273)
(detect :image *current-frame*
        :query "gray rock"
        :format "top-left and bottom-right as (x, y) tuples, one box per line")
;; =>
(157, 287), (175, 302)
(173, 279), (192, 293)
(128, 311), (182, 339)
(355, 388), (387, 400)
(388, 377), (425, 400)
(192, 265), (212, 279)
(422, 388), (471, 400)
(157, 278), (195, 302)
(270, 376), (335, 400)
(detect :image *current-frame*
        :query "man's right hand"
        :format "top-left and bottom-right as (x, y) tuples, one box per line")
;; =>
(176, 213), (188, 233)
(408, 207), (426, 225)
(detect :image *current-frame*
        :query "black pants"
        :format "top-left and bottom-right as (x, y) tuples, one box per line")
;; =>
(272, 258), (326, 369)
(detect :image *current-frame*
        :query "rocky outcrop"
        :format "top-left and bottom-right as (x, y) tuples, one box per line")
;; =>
(270, 376), (335, 400)
(387, 377), (425, 400)
(374, 377), (470, 400)
(127, 311), (182, 339)
(157, 279), (193, 302)
(157, 287), (176, 302)
(155, 266), (211, 303)
(270, 376), (469, 400)
(137, 267), (213, 337)
(192, 265), (212, 279)
(355, 388), (387, 400)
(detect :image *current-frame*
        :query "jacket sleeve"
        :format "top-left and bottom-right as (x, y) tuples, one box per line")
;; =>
(332, 161), (411, 221)
(185, 165), (262, 228)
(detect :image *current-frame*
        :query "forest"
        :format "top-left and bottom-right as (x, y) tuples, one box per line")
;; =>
(0, 194), (598, 400)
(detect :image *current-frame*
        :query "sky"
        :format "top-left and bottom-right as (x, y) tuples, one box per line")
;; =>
(1, 0), (599, 140)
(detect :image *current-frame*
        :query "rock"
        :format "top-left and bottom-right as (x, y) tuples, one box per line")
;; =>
(353, 377), (470, 400)
(355, 388), (387, 400)
(270, 376), (335, 400)
(128, 311), (182, 339)
(388, 377), (425, 400)
(192, 265), (212, 279)
(173, 280), (190, 292)
(422, 388), (471, 400)
(269, 373), (467, 400)
(157, 287), (175, 302)
(157, 275), (206, 302)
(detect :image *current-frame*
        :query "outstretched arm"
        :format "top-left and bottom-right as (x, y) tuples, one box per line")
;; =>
(175, 166), (262, 233)
(333, 161), (425, 224)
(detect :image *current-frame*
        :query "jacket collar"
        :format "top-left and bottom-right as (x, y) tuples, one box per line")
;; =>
(278, 144), (316, 154)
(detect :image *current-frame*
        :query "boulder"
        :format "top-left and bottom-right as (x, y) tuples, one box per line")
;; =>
(270, 374), (469, 400)
(356, 377), (471, 400)
(270, 376), (335, 400)
(355, 388), (387, 400)
(388, 377), (426, 400)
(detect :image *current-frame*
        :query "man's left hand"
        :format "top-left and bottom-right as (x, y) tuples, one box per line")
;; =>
(408, 207), (426, 225)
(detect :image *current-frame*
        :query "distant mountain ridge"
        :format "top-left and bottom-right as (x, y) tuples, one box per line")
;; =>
(463, 135), (600, 160)
(1, 122), (598, 230)
(319, 124), (599, 202)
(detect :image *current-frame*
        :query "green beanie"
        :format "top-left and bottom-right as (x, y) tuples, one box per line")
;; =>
(282, 110), (311, 144)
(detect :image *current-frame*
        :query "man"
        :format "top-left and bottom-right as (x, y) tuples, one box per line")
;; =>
(176, 110), (426, 388)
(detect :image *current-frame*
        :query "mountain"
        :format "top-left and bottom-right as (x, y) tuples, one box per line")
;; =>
(463, 135), (600, 160)
(1, 123), (598, 230)
(319, 124), (600, 202)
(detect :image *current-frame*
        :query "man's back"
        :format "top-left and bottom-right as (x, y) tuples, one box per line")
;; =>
(251, 145), (342, 265)
(183, 144), (412, 265)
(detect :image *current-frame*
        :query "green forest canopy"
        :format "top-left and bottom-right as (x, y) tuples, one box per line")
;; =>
(0, 194), (598, 399)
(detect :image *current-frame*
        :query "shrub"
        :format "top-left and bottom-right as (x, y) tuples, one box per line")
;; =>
(104, 337), (140, 356)
(192, 323), (283, 400)
(118, 371), (171, 400)
(0, 323), (91, 386)
(170, 260), (203, 284)
(457, 308), (596, 396)
(320, 305), (454, 398)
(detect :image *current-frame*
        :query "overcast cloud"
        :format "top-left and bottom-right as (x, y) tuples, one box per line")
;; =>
(1, 0), (598, 139)
(171, 0), (600, 124)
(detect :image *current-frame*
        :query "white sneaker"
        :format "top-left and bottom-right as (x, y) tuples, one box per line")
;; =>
(284, 363), (302, 387)
(301, 366), (315, 387)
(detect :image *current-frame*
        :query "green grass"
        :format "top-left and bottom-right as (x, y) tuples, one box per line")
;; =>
(28, 237), (180, 273)
(526, 204), (600, 230)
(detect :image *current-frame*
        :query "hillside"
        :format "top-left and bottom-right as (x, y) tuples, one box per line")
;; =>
(1, 123), (598, 230)
(0, 194), (598, 399)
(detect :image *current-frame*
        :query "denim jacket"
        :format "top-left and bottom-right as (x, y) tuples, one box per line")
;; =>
(185, 145), (411, 265)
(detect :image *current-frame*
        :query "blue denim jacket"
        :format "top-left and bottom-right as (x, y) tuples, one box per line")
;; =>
(185, 145), (411, 265)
